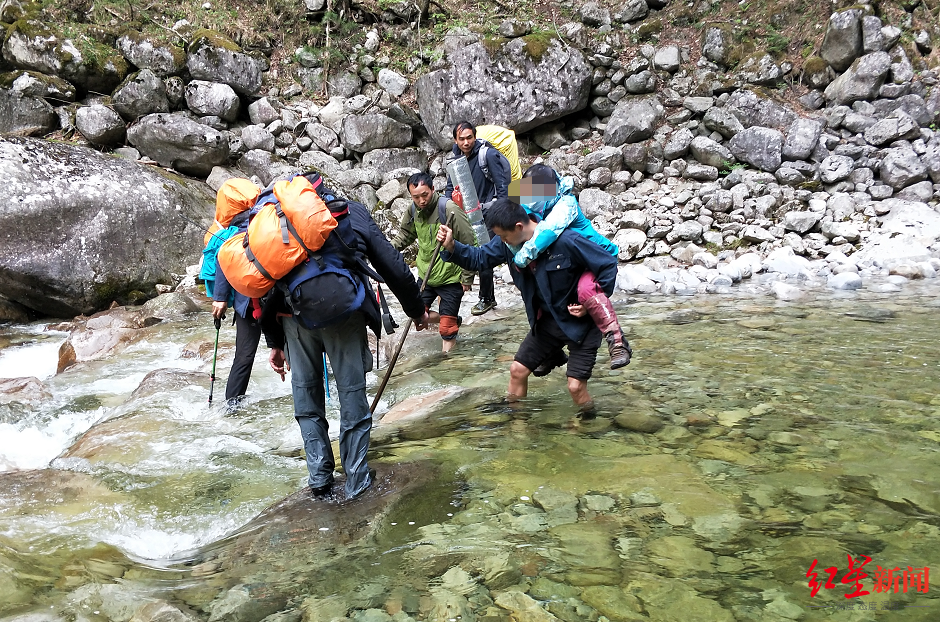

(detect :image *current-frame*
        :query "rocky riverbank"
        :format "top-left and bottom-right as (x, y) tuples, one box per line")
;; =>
(1, 2), (939, 320)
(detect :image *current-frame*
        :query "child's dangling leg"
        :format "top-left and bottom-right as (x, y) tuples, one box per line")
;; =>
(577, 272), (631, 369)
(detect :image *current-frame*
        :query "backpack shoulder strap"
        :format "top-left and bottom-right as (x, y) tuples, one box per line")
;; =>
(477, 143), (492, 183)
(437, 196), (448, 225)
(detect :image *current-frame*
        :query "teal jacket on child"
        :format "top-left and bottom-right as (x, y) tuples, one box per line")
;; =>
(515, 173), (619, 268)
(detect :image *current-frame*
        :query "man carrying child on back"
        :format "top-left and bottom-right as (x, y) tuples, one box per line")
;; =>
(512, 164), (631, 372)
(436, 198), (617, 415)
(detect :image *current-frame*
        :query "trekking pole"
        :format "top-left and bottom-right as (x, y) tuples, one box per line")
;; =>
(370, 213), (453, 414)
(323, 352), (331, 403)
(208, 316), (222, 404)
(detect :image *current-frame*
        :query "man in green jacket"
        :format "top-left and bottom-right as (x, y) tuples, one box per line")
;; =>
(392, 172), (477, 353)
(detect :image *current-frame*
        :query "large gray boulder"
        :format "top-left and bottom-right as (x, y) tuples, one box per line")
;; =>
(304, 122), (340, 153)
(703, 107), (744, 139)
(879, 146), (928, 189)
(341, 114), (412, 152)
(126, 113), (230, 176)
(725, 89), (796, 130)
(0, 136), (212, 317)
(186, 30), (264, 96)
(728, 127), (783, 172)
(416, 36), (592, 148)
(820, 9), (864, 72)
(115, 31), (186, 77)
(689, 136), (734, 168)
(702, 23), (733, 66)
(0, 88), (56, 135)
(362, 148), (427, 175)
(664, 128), (694, 160)
(863, 110), (921, 146)
(112, 69), (170, 121)
(75, 104), (126, 146)
(603, 96), (664, 146)
(184, 80), (240, 122)
(824, 52), (891, 106)
(819, 155), (855, 184)
(782, 117), (823, 161)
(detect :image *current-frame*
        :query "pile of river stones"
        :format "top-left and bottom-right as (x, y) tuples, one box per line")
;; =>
(2, 4), (940, 309)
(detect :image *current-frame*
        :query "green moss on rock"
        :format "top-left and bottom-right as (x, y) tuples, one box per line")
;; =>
(188, 28), (242, 54)
(802, 55), (829, 76)
(521, 32), (555, 61)
(635, 18), (662, 41)
(482, 36), (507, 57)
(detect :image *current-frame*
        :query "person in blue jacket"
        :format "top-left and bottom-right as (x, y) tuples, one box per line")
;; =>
(211, 212), (263, 410)
(511, 164), (631, 371)
(437, 197), (617, 414)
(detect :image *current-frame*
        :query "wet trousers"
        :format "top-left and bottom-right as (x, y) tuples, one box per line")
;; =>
(282, 313), (375, 498)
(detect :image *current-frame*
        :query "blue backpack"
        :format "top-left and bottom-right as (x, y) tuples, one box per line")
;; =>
(199, 226), (238, 306)
(265, 173), (381, 329)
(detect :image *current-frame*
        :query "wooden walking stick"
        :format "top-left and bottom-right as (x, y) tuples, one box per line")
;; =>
(370, 213), (454, 414)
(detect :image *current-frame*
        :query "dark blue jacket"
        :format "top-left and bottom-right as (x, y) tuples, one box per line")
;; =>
(442, 228), (618, 344)
(444, 139), (511, 204)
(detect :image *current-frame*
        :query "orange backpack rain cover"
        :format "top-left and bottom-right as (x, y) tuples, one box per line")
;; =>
(216, 176), (338, 298)
(204, 178), (262, 246)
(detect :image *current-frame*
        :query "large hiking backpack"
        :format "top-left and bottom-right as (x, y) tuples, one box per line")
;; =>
(200, 178), (261, 301)
(217, 175), (338, 298)
(476, 125), (522, 182)
(278, 210), (374, 330)
(203, 178), (261, 247)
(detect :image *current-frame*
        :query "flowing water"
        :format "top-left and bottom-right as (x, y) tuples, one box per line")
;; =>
(1, 283), (939, 621)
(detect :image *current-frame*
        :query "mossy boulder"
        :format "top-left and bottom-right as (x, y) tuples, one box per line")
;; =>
(0, 69), (76, 101)
(1, 20), (127, 94)
(116, 30), (186, 77)
(0, 135), (213, 317)
(186, 29), (263, 96)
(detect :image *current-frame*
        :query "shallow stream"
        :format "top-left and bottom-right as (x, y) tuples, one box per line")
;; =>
(1, 283), (939, 621)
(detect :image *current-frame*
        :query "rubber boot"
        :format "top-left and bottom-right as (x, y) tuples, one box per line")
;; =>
(582, 294), (631, 369)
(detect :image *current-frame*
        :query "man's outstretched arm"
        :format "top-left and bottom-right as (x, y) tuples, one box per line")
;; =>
(437, 224), (509, 273)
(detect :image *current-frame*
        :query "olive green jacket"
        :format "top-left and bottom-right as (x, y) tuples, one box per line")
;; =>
(391, 192), (476, 288)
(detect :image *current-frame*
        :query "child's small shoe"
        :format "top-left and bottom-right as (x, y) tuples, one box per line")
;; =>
(606, 331), (632, 369)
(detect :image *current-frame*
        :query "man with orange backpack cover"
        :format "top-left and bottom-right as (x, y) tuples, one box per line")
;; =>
(253, 172), (430, 500)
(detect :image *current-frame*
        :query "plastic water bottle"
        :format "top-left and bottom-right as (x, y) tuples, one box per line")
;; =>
(445, 156), (489, 244)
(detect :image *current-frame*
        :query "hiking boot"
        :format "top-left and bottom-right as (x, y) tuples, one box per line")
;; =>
(471, 300), (497, 316)
(606, 331), (632, 369)
(309, 481), (333, 499)
(533, 350), (568, 377)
